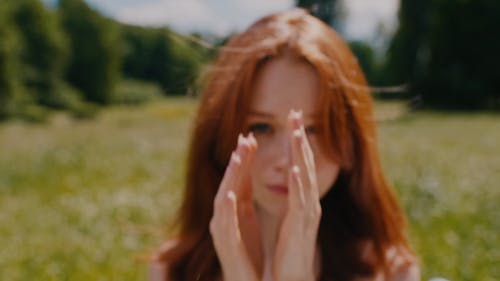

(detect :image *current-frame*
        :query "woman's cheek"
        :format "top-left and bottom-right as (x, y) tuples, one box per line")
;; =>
(316, 159), (339, 197)
(309, 136), (340, 197)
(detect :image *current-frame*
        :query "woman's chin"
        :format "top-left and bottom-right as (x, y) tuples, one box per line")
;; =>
(255, 200), (287, 218)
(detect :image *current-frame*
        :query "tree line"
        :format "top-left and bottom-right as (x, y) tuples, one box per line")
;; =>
(0, 0), (212, 120)
(1, 0), (498, 121)
(385, 0), (500, 109)
(300, 0), (500, 110)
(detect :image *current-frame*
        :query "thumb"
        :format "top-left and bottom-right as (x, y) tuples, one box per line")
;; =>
(223, 191), (260, 281)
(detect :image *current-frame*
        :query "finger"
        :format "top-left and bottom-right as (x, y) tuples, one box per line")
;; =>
(211, 191), (244, 255)
(235, 133), (257, 201)
(224, 191), (259, 278)
(216, 131), (253, 202)
(226, 191), (243, 243)
(288, 165), (306, 211)
(299, 131), (319, 201)
(215, 148), (242, 204)
(289, 112), (314, 202)
(291, 110), (316, 177)
(289, 110), (319, 201)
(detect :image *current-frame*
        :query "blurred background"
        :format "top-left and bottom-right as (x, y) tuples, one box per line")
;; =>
(0, 0), (498, 280)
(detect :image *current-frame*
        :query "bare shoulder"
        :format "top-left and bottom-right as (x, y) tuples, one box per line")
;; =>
(386, 245), (421, 281)
(389, 260), (420, 281)
(148, 261), (169, 281)
(148, 239), (180, 281)
(357, 241), (420, 281)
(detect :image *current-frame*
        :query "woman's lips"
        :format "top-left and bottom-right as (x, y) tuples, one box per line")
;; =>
(267, 184), (289, 195)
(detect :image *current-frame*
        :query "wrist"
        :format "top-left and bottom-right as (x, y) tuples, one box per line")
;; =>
(222, 269), (259, 281)
(276, 273), (315, 281)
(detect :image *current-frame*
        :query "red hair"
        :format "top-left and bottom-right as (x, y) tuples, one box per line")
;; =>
(154, 8), (415, 281)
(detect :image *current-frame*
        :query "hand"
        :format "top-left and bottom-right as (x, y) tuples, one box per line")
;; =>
(272, 109), (321, 281)
(209, 133), (263, 281)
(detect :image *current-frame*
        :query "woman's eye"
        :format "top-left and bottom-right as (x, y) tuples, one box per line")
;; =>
(248, 123), (272, 134)
(305, 125), (317, 135)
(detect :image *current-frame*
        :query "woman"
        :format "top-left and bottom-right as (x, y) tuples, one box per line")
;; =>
(149, 8), (419, 281)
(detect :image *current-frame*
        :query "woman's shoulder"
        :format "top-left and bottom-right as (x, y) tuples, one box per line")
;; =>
(148, 239), (180, 281)
(385, 245), (420, 281)
(148, 261), (169, 281)
(358, 240), (420, 281)
(388, 261), (420, 281)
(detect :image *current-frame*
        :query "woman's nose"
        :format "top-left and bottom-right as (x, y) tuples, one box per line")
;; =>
(271, 132), (291, 173)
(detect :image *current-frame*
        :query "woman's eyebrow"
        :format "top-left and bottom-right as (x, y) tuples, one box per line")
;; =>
(248, 110), (319, 118)
(248, 110), (273, 117)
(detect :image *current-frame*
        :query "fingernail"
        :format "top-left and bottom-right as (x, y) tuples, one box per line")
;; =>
(290, 111), (302, 128)
(231, 152), (241, 165)
(292, 165), (300, 174)
(293, 129), (302, 139)
(288, 109), (299, 120)
(238, 133), (244, 146)
(291, 109), (301, 119)
(248, 132), (257, 147)
(295, 109), (302, 120)
(227, 190), (236, 201)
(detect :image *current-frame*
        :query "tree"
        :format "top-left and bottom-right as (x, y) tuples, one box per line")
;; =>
(12, 0), (69, 108)
(349, 41), (377, 85)
(121, 26), (171, 91)
(384, 0), (431, 86)
(0, 2), (26, 118)
(121, 25), (207, 95)
(165, 32), (205, 95)
(419, 0), (500, 108)
(59, 0), (121, 104)
(296, 0), (344, 31)
(385, 0), (500, 109)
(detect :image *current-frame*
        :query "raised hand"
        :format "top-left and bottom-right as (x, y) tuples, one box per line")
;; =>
(209, 133), (263, 281)
(272, 109), (321, 281)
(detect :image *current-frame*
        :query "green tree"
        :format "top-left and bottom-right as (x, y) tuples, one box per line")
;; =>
(419, 0), (500, 108)
(166, 32), (205, 95)
(11, 0), (70, 108)
(385, 0), (500, 109)
(121, 25), (207, 95)
(349, 41), (377, 84)
(384, 0), (431, 86)
(59, 0), (121, 104)
(0, 2), (26, 118)
(121, 26), (171, 91)
(296, 0), (344, 31)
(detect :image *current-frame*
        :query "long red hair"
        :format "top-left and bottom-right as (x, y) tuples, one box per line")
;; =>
(154, 9), (415, 281)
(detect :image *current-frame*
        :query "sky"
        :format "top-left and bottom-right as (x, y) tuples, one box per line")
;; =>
(44, 0), (399, 41)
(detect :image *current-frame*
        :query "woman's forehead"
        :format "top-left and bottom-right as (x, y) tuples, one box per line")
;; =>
(248, 55), (321, 116)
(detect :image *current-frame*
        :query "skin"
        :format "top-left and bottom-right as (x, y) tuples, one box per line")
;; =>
(209, 54), (340, 281)
(150, 52), (420, 281)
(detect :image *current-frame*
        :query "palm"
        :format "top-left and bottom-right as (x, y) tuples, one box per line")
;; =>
(273, 209), (317, 280)
(238, 178), (264, 276)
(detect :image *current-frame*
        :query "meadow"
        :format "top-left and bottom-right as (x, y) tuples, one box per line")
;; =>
(0, 98), (498, 281)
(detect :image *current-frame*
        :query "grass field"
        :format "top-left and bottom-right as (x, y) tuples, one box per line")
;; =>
(0, 98), (498, 281)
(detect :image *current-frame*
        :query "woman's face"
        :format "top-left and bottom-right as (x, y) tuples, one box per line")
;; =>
(245, 54), (340, 217)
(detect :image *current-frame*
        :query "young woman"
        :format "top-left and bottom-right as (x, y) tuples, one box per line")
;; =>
(149, 8), (420, 281)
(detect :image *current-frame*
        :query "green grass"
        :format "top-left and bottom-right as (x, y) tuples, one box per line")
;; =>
(0, 98), (498, 280)
(377, 109), (500, 281)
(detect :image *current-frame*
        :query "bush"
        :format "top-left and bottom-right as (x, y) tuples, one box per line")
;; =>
(113, 79), (164, 105)
(0, 2), (28, 119)
(12, 0), (69, 108)
(121, 25), (209, 96)
(59, 0), (121, 104)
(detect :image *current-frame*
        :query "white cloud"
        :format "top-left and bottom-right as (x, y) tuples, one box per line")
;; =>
(344, 0), (400, 40)
(70, 0), (400, 40)
(114, 0), (294, 36)
(209, 0), (294, 33)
